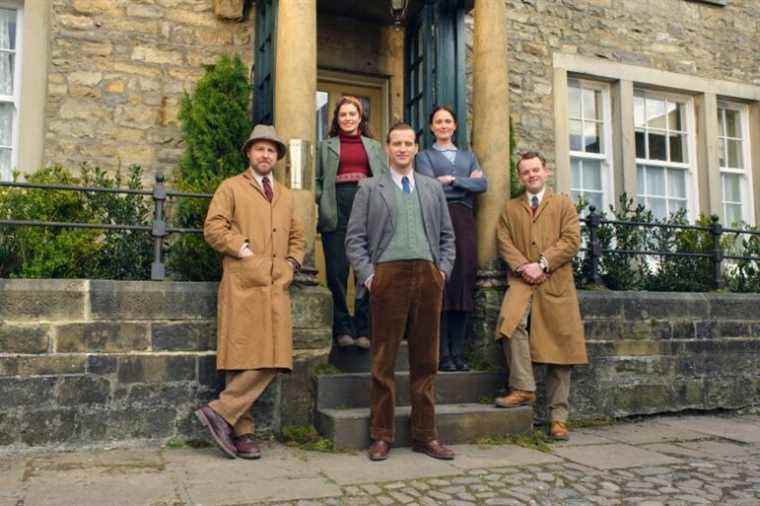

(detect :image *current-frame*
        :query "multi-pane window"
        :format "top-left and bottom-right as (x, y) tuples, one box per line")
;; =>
(568, 79), (613, 213)
(0, 5), (19, 181)
(634, 90), (695, 220)
(718, 102), (754, 226)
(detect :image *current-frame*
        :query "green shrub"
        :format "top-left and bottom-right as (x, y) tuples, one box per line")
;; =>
(167, 54), (253, 281)
(724, 225), (760, 293)
(0, 165), (152, 279)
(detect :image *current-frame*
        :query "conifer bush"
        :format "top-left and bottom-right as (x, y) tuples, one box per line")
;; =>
(167, 54), (252, 281)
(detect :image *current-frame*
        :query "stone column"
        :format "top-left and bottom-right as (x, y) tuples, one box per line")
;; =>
(471, 0), (510, 271)
(274, 0), (317, 272)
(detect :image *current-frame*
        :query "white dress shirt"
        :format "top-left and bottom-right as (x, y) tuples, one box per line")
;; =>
(389, 167), (416, 192)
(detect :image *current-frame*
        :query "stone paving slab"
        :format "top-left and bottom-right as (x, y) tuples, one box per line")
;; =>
(659, 415), (760, 443)
(551, 429), (615, 446)
(183, 477), (342, 505)
(448, 444), (561, 470)
(585, 421), (710, 445)
(552, 442), (682, 469)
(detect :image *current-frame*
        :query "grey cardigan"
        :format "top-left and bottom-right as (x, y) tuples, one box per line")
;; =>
(315, 135), (388, 233)
(345, 171), (456, 297)
(415, 148), (487, 208)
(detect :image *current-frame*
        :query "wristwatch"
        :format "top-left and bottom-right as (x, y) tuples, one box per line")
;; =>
(538, 256), (549, 273)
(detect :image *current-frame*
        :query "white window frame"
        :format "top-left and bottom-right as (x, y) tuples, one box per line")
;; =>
(567, 78), (615, 213)
(0, 1), (21, 181)
(634, 88), (699, 221)
(717, 101), (754, 226)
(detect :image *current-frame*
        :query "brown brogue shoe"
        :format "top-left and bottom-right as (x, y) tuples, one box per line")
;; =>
(494, 389), (536, 408)
(550, 421), (569, 441)
(194, 405), (237, 459)
(412, 439), (455, 460)
(234, 434), (262, 459)
(368, 440), (391, 461)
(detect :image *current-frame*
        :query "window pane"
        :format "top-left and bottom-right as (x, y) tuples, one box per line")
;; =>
(669, 199), (687, 214)
(634, 95), (645, 127)
(637, 165), (645, 194)
(0, 9), (16, 51)
(315, 91), (329, 140)
(0, 52), (13, 96)
(571, 157), (582, 189)
(571, 190), (582, 204)
(635, 130), (646, 158)
(649, 197), (667, 219)
(583, 122), (601, 153)
(646, 96), (666, 129)
(719, 138), (726, 168)
(718, 108), (725, 137)
(648, 132), (667, 160)
(725, 203), (743, 226)
(668, 169), (686, 199)
(669, 133), (687, 163)
(0, 146), (9, 179)
(582, 88), (601, 120)
(723, 173), (742, 203)
(568, 82), (581, 118)
(586, 191), (603, 212)
(725, 109), (740, 138)
(0, 102), (12, 146)
(667, 102), (684, 132)
(582, 159), (602, 191)
(569, 120), (583, 151)
(646, 166), (666, 196)
(727, 139), (743, 169)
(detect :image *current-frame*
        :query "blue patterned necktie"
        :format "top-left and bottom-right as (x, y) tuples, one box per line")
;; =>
(402, 176), (411, 194)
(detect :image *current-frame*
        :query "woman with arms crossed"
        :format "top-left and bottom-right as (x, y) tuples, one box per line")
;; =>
(316, 96), (388, 350)
(416, 105), (487, 371)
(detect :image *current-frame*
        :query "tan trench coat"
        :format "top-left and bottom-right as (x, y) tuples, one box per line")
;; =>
(495, 190), (588, 365)
(204, 171), (305, 371)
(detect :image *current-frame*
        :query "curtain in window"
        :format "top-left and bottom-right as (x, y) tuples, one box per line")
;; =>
(0, 9), (15, 96)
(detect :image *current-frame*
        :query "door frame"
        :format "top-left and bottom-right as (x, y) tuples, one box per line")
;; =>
(317, 68), (391, 140)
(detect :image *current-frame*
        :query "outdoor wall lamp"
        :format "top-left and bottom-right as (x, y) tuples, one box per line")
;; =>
(390, 0), (409, 26)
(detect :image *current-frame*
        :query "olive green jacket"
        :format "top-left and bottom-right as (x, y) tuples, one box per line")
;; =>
(315, 135), (388, 232)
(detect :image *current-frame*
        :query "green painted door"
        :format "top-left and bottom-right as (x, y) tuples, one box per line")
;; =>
(252, 0), (277, 125)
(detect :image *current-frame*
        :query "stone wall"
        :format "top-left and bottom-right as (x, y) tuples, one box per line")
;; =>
(43, 0), (253, 180)
(471, 287), (760, 421)
(500, 0), (760, 166)
(0, 279), (331, 448)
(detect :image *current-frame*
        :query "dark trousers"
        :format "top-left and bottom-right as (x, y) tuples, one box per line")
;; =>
(322, 184), (370, 339)
(440, 310), (469, 363)
(370, 260), (443, 443)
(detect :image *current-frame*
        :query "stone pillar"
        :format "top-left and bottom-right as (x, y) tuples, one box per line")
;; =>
(471, 0), (509, 271)
(274, 0), (317, 274)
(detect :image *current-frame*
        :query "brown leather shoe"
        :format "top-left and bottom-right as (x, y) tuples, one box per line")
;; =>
(195, 405), (237, 459)
(494, 389), (536, 408)
(550, 421), (569, 441)
(367, 439), (391, 461)
(412, 439), (455, 460)
(234, 434), (262, 459)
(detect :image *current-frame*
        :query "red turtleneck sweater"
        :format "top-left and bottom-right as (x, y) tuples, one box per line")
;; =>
(336, 132), (371, 183)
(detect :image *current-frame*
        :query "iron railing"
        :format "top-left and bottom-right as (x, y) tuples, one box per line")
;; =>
(0, 175), (211, 280)
(2, 179), (760, 287)
(581, 206), (760, 290)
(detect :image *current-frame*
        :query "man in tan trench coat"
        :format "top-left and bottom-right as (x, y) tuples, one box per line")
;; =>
(494, 151), (587, 441)
(195, 125), (305, 459)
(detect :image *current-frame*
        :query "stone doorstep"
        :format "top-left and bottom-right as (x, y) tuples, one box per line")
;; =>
(316, 404), (533, 450)
(315, 371), (506, 410)
(328, 341), (410, 373)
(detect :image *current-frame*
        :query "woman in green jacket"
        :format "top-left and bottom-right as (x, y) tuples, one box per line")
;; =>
(315, 96), (388, 349)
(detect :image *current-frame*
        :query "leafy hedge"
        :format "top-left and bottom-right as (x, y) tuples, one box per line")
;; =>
(573, 194), (760, 293)
(0, 165), (152, 280)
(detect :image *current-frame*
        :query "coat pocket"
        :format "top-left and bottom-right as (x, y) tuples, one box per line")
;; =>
(227, 255), (271, 289)
(542, 265), (572, 297)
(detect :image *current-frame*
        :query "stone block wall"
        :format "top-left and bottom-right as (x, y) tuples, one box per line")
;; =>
(43, 0), (253, 180)
(499, 0), (760, 165)
(0, 279), (331, 448)
(471, 288), (760, 421)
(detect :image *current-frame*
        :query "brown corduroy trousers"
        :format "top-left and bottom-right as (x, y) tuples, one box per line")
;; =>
(369, 260), (443, 444)
(208, 369), (276, 436)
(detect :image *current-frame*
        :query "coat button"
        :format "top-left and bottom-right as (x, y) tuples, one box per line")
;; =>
(273, 228), (276, 232)
(272, 254), (277, 258)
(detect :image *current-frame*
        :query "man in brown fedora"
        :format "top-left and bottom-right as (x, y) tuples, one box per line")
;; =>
(196, 124), (305, 459)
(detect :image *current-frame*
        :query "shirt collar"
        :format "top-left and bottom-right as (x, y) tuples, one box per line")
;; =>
(250, 168), (274, 193)
(432, 143), (458, 152)
(526, 188), (545, 206)
(389, 167), (415, 191)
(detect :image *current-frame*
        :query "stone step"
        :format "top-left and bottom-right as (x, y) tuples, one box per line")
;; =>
(316, 404), (533, 450)
(328, 341), (409, 373)
(315, 371), (506, 410)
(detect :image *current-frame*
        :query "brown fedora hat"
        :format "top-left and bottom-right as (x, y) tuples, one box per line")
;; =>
(241, 124), (287, 160)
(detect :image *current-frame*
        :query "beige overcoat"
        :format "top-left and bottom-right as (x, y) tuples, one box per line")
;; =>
(495, 190), (588, 365)
(204, 170), (305, 371)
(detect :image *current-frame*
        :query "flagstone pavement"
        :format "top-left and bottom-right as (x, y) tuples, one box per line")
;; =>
(2, 414), (760, 505)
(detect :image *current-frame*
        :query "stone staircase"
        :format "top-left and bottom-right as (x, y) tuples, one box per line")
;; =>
(315, 343), (534, 450)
